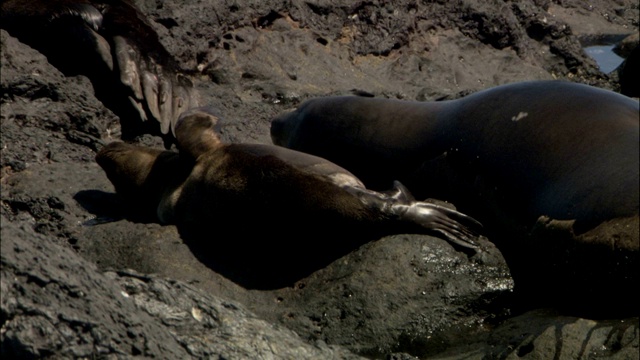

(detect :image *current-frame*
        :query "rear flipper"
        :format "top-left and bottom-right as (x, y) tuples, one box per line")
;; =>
(345, 180), (482, 250)
(397, 202), (483, 250)
(344, 180), (415, 205)
(381, 180), (415, 203)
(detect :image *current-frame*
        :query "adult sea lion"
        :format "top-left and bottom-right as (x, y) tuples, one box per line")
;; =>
(96, 107), (483, 287)
(271, 80), (639, 314)
(0, 0), (199, 143)
(271, 80), (639, 234)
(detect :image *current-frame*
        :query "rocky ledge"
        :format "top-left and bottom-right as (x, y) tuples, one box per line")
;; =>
(1, 0), (638, 358)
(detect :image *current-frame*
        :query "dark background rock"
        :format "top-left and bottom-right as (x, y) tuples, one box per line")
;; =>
(1, 0), (638, 359)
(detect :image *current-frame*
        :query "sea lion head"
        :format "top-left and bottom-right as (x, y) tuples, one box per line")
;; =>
(96, 142), (183, 213)
(174, 106), (225, 159)
(270, 107), (300, 147)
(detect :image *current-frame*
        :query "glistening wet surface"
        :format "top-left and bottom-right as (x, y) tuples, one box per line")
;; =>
(584, 44), (625, 73)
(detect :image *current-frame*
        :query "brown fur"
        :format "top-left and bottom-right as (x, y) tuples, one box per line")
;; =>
(97, 108), (482, 250)
(270, 79), (640, 314)
(95, 109), (486, 288)
(271, 80), (640, 234)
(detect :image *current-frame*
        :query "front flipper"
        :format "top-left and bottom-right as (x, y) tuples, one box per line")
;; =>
(0, 0), (199, 144)
(398, 202), (483, 250)
(109, 28), (199, 140)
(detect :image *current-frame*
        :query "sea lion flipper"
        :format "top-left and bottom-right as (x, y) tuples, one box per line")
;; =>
(348, 183), (482, 249)
(158, 77), (174, 135)
(0, 0), (199, 143)
(382, 180), (416, 203)
(114, 35), (144, 100)
(400, 202), (482, 250)
(110, 30), (197, 137)
(96, 1), (200, 139)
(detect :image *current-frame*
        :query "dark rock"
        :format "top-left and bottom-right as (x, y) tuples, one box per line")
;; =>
(1, 214), (365, 359)
(436, 309), (639, 359)
(1, 0), (638, 359)
(0, 30), (118, 167)
(258, 234), (513, 358)
(618, 44), (639, 97)
(614, 32), (639, 58)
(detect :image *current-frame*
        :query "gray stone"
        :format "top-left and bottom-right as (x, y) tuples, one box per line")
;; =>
(1, 0), (638, 359)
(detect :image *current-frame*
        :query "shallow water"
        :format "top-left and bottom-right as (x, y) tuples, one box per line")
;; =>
(584, 45), (625, 74)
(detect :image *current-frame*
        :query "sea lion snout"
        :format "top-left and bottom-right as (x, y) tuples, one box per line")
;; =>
(95, 142), (141, 180)
(96, 142), (179, 204)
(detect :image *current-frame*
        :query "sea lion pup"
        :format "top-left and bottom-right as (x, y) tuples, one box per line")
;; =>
(271, 80), (639, 314)
(96, 107), (483, 254)
(0, 0), (199, 143)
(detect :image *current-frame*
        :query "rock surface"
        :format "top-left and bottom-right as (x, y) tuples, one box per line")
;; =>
(1, 0), (638, 359)
(1, 215), (364, 359)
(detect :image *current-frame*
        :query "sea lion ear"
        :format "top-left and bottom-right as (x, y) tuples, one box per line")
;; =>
(174, 106), (225, 160)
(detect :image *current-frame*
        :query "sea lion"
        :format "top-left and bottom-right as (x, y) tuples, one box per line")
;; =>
(271, 80), (639, 313)
(271, 80), (639, 234)
(0, 0), (199, 143)
(96, 107), (483, 257)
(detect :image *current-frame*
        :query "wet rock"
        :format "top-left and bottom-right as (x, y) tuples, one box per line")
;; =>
(435, 309), (639, 359)
(258, 234), (513, 358)
(1, 0), (638, 359)
(0, 215), (364, 359)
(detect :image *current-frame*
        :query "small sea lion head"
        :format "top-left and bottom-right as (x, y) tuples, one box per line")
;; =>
(175, 106), (225, 159)
(96, 142), (180, 208)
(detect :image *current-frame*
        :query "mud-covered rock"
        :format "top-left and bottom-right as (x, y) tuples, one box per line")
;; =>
(1, 0), (638, 359)
(138, 0), (615, 102)
(0, 215), (365, 359)
(436, 309), (639, 359)
(0, 30), (118, 171)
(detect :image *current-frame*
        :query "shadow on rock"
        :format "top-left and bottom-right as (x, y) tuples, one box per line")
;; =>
(74, 189), (380, 290)
(503, 216), (639, 319)
(482, 309), (639, 359)
(618, 45), (639, 97)
(176, 220), (383, 290)
(74, 190), (158, 225)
